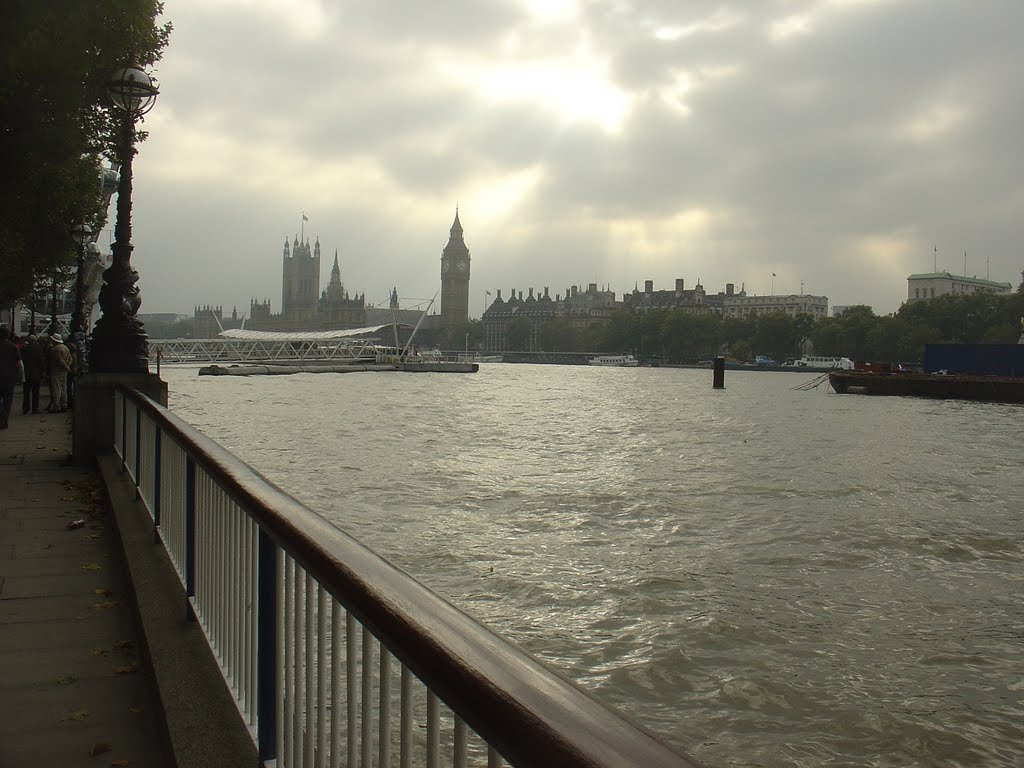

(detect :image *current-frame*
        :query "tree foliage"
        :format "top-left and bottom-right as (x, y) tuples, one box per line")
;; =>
(0, 1), (171, 306)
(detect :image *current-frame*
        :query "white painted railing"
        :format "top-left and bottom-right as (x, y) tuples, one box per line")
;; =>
(113, 386), (701, 768)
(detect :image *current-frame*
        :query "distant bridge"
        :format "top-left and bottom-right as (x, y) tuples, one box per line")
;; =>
(149, 325), (414, 364)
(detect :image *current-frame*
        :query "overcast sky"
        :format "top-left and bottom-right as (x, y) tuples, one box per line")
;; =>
(123, 0), (1024, 318)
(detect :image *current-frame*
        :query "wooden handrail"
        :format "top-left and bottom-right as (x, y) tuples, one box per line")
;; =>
(123, 386), (703, 768)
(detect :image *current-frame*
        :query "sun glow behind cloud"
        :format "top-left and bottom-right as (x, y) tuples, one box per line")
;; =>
(467, 166), (544, 225)
(465, 57), (631, 133)
(447, 12), (631, 136)
(898, 102), (967, 143)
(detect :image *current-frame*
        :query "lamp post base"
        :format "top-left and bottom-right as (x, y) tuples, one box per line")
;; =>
(89, 323), (150, 374)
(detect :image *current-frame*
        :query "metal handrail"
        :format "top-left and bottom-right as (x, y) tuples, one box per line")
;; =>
(115, 385), (703, 767)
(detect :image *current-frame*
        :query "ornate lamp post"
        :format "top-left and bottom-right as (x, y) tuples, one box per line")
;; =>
(89, 62), (159, 373)
(70, 220), (93, 339)
(49, 265), (59, 336)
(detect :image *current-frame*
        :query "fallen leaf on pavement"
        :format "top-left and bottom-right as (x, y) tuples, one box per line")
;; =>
(64, 708), (89, 721)
(80, 563), (101, 572)
(89, 741), (113, 757)
(111, 760), (132, 767)
(113, 664), (137, 674)
(91, 600), (119, 610)
(56, 675), (77, 685)
(94, 588), (113, 597)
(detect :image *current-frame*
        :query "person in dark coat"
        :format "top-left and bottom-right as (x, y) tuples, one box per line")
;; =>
(21, 334), (46, 414)
(0, 327), (23, 429)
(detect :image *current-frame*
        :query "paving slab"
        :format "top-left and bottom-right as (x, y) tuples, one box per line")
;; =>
(0, 404), (172, 768)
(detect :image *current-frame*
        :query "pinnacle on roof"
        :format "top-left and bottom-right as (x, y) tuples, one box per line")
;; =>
(450, 207), (463, 235)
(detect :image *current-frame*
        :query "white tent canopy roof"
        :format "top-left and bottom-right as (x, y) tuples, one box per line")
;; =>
(218, 324), (410, 341)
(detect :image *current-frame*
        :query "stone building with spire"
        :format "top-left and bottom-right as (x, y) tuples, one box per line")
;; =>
(192, 212), (472, 339)
(247, 235), (367, 331)
(439, 209), (471, 331)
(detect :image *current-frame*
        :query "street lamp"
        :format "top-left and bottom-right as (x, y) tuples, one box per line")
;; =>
(89, 61), (159, 373)
(70, 220), (93, 339)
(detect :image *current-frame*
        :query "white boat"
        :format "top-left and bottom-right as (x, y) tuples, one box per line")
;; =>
(588, 354), (639, 367)
(783, 355), (854, 370)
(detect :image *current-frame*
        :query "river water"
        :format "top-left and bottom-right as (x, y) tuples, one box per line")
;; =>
(160, 363), (1023, 767)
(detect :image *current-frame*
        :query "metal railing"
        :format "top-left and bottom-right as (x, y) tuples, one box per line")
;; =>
(112, 386), (702, 768)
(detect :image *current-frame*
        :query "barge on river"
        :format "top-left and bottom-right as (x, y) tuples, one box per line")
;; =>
(829, 343), (1024, 404)
(828, 370), (1024, 403)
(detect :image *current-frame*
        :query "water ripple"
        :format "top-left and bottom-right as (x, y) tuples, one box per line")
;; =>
(161, 364), (1024, 768)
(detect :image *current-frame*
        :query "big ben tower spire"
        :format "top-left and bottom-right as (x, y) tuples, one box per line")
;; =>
(439, 208), (471, 332)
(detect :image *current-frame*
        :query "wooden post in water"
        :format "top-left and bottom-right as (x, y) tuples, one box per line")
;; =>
(713, 356), (725, 389)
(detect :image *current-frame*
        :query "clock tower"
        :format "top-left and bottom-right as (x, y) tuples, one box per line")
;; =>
(439, 209), (471, 331)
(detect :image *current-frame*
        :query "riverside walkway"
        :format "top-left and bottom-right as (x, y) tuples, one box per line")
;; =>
(0, 407), (172, 766)
(0, 405), (256, 768)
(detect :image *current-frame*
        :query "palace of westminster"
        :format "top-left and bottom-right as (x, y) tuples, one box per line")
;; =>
(193, 211), (1015, 349)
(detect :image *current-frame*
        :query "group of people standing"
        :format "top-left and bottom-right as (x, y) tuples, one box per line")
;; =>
(0, 327), (79, 429)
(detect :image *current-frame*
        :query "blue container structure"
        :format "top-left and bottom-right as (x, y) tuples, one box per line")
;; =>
(923, 344), (1024, 377)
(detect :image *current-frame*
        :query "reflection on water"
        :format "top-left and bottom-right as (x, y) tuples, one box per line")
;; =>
(163, 364), (1024, 767)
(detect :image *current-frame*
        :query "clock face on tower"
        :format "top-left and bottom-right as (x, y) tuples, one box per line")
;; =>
(455, 258), (467, 273)
(441, 256), (450, 273)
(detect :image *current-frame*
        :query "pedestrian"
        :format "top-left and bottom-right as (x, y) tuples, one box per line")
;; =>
(21, 334), (46, 414)
(47, 334), (73, 413)
(0, 327), (24, 429)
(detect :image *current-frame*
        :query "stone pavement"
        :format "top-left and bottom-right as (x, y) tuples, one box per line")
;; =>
(0, 402), (172, 768)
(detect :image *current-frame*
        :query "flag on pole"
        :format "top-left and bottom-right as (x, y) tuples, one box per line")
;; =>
(772, 272), (776, 277)
(302, 213), (308, 222)
(486, 290), (492, 296)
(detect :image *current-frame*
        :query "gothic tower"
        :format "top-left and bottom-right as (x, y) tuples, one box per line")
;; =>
(282, 235), (321, 323)
(439, 209), (471, 330)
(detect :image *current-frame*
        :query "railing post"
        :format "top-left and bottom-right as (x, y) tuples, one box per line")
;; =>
(256, 529), (278, 763)
(184, 456), (197, 622)
(152, 425), (162, 543)
(134, 403), (142, 499)
(120, 392), (127, 472)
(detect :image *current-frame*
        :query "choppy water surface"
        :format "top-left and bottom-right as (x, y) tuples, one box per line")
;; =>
(161, 364), (1024, 767)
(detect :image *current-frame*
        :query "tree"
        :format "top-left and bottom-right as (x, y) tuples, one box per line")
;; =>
(752, 311), (801, 362)
(506, 317), (531, 351)
(0, 1), (172, 306)
(536, 319), (578, 352)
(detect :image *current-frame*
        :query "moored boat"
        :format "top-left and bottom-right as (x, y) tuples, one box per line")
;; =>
(588, 354), (639, 367)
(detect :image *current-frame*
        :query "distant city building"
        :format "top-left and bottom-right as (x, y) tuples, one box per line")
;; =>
(906, 272), (1012, 302)
(364, 287), (428, 327)
(480, 278), (829, 351)
(831, 305), (852, 317)
(622, 278), (715, 314)
(191, 214), (474, 339)
(246, 237), (366, 332)
(193, 306), (245, 338)
(721, 293), (828, 319)
(439, 210), (471, 330)
(481, 283), (617, 351)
